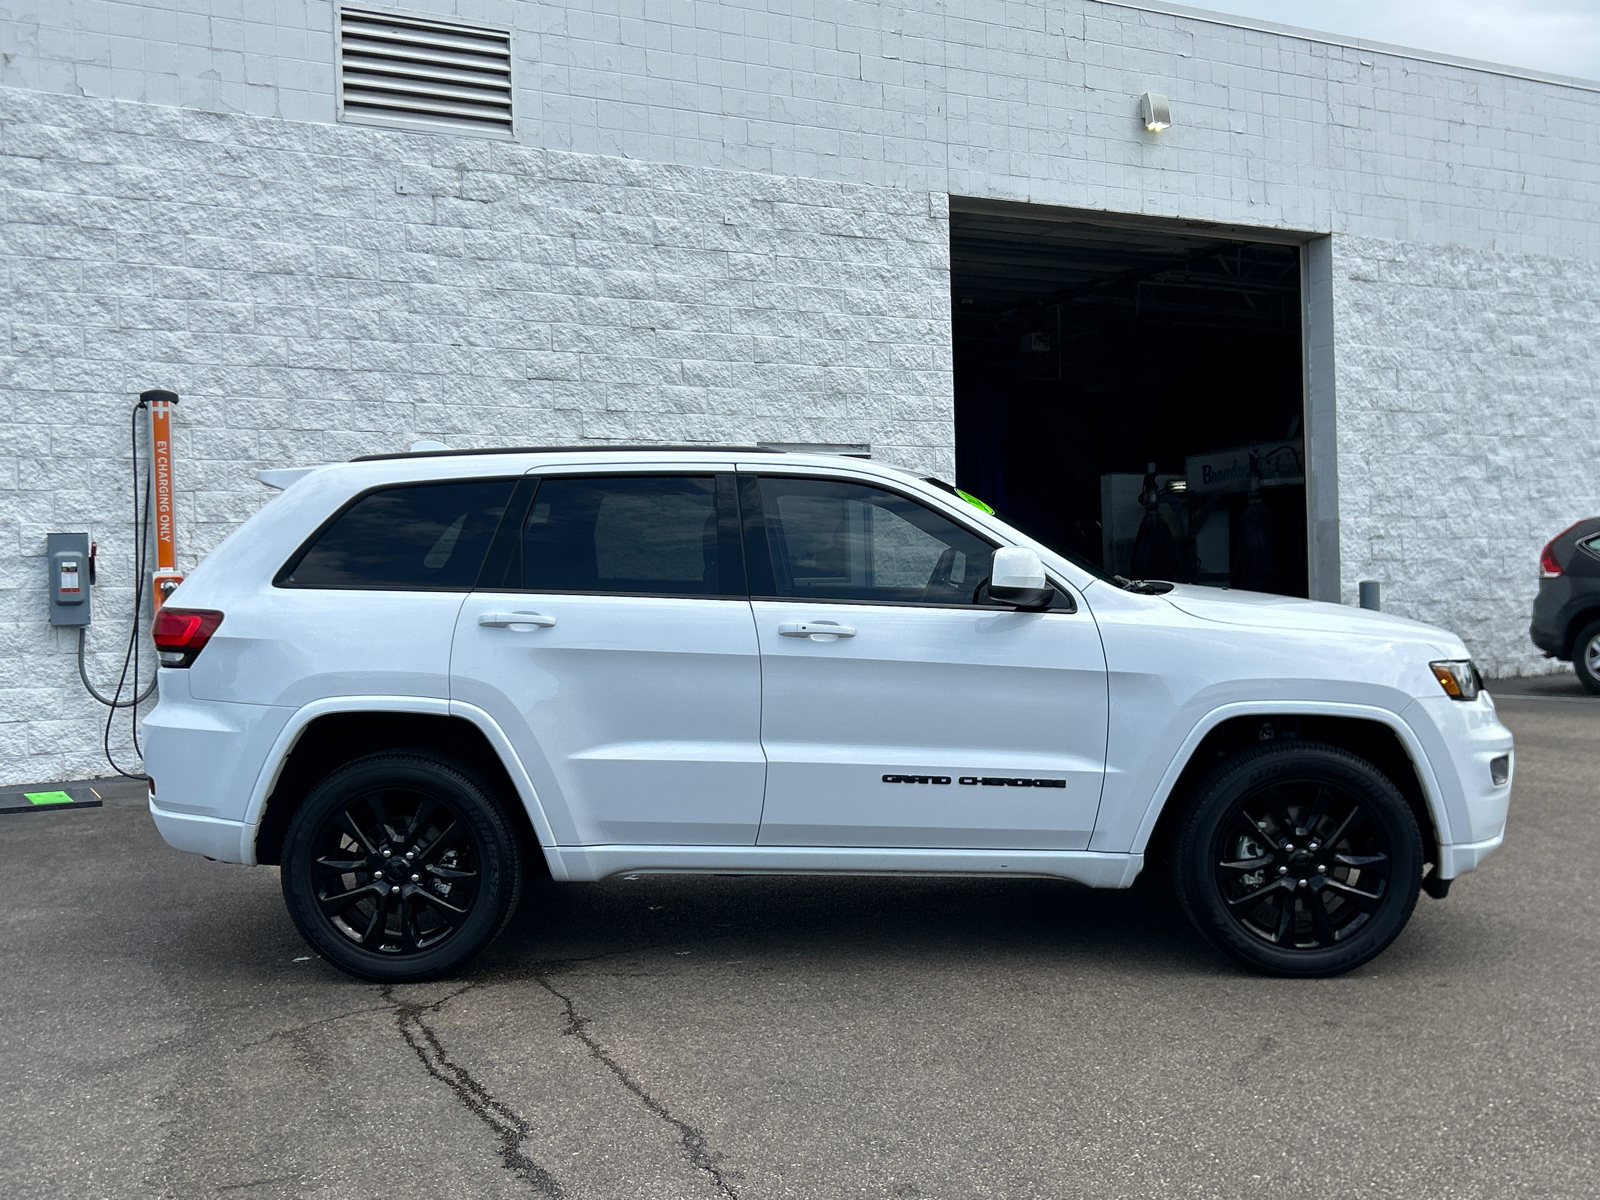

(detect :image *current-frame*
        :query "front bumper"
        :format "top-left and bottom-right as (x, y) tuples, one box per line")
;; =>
(1402, 693), (1515, 880)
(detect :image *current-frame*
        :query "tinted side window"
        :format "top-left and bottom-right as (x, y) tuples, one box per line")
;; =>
(752, 477), (995, 605)
(282, 479), (516, 589)
(523, 476), (726, 596)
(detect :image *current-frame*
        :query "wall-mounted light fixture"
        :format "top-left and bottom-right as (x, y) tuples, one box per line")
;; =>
(1139, 92), (1171, 131)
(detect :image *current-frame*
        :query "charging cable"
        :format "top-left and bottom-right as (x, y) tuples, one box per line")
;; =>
(77, 626), (156, 708)
(75, 396), (161, 778)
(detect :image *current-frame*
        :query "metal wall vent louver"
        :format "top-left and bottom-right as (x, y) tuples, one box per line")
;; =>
(337, 8), (513, 139)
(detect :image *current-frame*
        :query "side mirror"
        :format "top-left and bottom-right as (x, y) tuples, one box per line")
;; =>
(988, 546), (1056, 609)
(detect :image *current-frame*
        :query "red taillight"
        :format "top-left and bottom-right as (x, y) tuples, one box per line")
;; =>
(1539, 520), (1589, 578)
(152, 608), (223, 667)
(1539, 541), (1562, 578)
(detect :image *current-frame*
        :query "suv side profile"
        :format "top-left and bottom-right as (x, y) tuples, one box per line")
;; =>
(145, 448), (1514, 981)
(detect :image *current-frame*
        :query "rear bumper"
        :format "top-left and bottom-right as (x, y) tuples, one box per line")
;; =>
(1529, 617), (1563, 658)
(143, 671), (293, 864)
(148, 800), (249, 862)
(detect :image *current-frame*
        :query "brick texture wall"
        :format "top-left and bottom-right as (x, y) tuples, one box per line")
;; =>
(1333, 235), (1600, 676)
(0, 86), (952, 785)
(5, 1), (1598, 257)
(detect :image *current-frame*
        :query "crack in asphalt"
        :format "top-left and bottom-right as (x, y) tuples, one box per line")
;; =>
(381, 983), (565, 1198)
(242, 1004), (396, 1047)
(534, 970), (741, 1199)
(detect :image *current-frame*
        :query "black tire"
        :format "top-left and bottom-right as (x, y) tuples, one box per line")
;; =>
(1572, 619), (1600, 695)
(1171, 742), (1423, 977)
(281, 752), (524, 983)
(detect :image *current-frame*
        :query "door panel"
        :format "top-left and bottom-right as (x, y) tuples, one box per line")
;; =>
(453, 594), (764, 845)
(742, 472), (1109, 850)
(753, 601), (1108, 848)
(450, 472), (765, 846)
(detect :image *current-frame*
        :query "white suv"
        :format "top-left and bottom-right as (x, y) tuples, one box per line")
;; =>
(145, 447), (1514, 981)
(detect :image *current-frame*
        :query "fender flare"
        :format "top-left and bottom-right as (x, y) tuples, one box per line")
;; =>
(1126, 699), (1455, 858)
(238, 695), (560, 872)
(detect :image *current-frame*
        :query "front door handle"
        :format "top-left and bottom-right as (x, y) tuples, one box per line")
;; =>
(778, 621), (856, 640)
(478, 611), (556, 629)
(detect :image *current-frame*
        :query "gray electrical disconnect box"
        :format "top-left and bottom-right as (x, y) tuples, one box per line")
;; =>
(47, 532), (92, 627)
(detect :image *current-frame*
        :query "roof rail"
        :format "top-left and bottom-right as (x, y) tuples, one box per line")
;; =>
(350, 444), (787, 463)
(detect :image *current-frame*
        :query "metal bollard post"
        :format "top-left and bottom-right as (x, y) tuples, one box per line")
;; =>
(1359, 580), (1381, 611)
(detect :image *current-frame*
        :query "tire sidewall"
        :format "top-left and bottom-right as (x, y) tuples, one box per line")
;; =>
(1572, 620), (1600, 695)
(1173, 744), (1423, 977)
(281, 754), (520, 983)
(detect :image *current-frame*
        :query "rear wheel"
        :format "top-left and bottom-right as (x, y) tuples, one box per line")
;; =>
(1172, 742), (1422, 977)
(1572, 619), (1600, 695)
(281, 753), (523, 982)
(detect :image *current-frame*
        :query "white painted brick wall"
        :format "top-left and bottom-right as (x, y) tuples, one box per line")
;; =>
(0, 86), (952, 785)
(5, 2), (1598, 257)
(1333, 235), (1600, 677)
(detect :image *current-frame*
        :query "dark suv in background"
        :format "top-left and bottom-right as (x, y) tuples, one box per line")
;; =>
(1531, 518), (1600, 693)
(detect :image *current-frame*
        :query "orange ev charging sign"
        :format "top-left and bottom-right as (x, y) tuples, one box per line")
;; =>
(147, 393), (183, 611)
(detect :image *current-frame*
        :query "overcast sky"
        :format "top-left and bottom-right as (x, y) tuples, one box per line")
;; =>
(1197, 1), (1600, 81)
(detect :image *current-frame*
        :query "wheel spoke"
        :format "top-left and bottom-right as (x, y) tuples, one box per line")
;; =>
(1273, 891), (1297, 943)
(1333, 851), (1388, 868)
(403, 798), (439, 846)
(414, 820), (461, 865)
(335, 812), (378, 856)
(1322, 804), (1364, 849)
(312, 854), (368, 877)
(1322, 878), (1383, 912)
(411, 886), (471, 928)
(317, 882), (381, 915)
(1307, 886), (1339, 945)
(425, 864), (478, 881)
(1296, 787), (1332, 839)
(367, 792), (397, 847)
(357, 891), (393, 946)
(1235, 809), (1282, 850)
(1218, 855), (1273, 872)
(1226, 876), (1293, 908)
(396, 891), (422, 954)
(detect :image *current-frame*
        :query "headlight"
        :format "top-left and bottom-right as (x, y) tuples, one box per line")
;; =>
(1430, 660), (1482, 701)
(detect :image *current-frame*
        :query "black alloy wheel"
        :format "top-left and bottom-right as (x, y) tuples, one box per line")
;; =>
(1572, 619), (1600, 695)
(1172, 742), (1423, 977)
(281, 753), (523, 982)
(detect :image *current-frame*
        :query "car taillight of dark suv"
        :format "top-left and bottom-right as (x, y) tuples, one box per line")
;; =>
(1530, 518), (1600, 693)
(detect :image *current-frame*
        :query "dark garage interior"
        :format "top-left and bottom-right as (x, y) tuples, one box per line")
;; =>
(951, 202), (1309, 595)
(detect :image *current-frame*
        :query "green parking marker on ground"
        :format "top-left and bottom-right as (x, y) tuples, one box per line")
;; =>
(0, 789), (101, 815)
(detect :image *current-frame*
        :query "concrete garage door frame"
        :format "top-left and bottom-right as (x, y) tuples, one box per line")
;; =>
(949, 198), (1338, 602)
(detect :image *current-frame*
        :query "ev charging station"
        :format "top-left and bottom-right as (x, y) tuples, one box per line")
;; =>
(41, 389), (183, 784)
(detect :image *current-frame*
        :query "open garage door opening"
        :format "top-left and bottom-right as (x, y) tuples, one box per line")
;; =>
(952, 202), (1309, 596)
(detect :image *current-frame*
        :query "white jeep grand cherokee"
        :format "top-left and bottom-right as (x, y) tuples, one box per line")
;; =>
(145, 446), (1513, 981)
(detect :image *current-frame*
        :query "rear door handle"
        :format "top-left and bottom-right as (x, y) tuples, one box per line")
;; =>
(778, 621), (856, 639)
(477, 611), (556, 629)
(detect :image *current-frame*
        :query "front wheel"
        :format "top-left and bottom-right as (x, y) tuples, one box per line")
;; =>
(1172, 742), (1423, 977)
(281, 753), (524, 983)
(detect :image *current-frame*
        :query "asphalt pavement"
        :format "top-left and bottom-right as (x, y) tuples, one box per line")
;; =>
(2, 683), (1595, 1199)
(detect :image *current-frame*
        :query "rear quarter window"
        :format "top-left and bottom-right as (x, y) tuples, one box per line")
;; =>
(278, 478), (517, 590)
